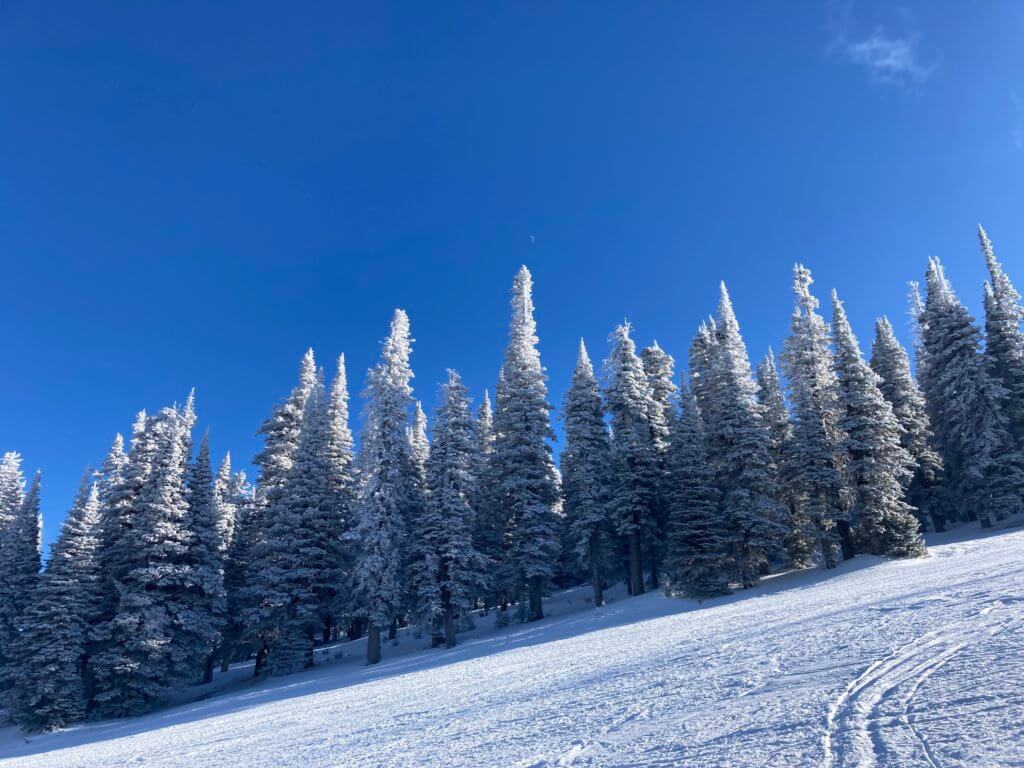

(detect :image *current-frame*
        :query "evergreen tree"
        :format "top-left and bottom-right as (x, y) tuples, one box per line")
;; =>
(247, 383), (344, 675)
(11, 475), (103, 731)
(756, 350), (810, 568)
(780, 266), (850, 567)
(491, 267), (560, 621)
(665, 379), (732, 598)
(978, 225), (1024, 447)
(323, 355), (358, 638)
(236, 350), (318, 673)
(870, 316), (947, 531)
(472, 390), (507, 613)
(416, 371), (488, 648)
(0, 471), (41, 687)
(604, 322), (659, 596)
(561, 340), (615, 607)
(918, 258), (1024, 523)
(831, 292), (925, 557)
(213, 452), (236, 551)
(353, 309), (418, 664)
(183, 435), (228, 684)
(706, 284), (787, 585)
(218, 469), (255, 672)
(0, 451), (25, 533)
(91, 402), (213, 716)
(641, 342), (675, 588)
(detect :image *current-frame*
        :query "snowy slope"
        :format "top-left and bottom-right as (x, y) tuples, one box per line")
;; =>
(2, 526), (1022, 768)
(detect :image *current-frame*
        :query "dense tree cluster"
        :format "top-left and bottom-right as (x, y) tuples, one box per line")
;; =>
(3, 230), (1023, 731)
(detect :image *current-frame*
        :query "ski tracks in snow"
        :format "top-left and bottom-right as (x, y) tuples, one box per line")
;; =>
(822, 598), (1022, 768)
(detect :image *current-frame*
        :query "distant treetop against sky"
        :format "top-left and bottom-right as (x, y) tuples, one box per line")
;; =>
(1, 1), (1021, 545)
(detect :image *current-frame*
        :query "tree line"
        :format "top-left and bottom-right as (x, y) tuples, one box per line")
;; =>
(1, 226), (1021, 732)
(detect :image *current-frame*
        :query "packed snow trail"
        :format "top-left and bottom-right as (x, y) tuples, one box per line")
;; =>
(2, 527), (1022, 768)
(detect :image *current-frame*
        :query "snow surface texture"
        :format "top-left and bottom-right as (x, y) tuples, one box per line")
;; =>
(2, 526), (1022, 768)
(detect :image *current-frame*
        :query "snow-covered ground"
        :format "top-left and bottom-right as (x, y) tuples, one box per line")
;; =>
(2, 525), (1022, 768)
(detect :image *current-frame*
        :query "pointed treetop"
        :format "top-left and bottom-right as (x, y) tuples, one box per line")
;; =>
(131, 410), (148, 440)
(717, 281), (738, 330)
(577, 338), (591, 368)
(218, 451), (232, 474)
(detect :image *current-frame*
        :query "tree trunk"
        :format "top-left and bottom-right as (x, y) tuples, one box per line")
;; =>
(837, 520), (855, 561)
(443, 606), (457, 649)
(628, 531), (645, 595)
(202, 654), (215, 684)
(322, 616), (333, 645)
(930, 511), (945, 533)
(253, 642), (268, 678)
(388, 617), (398, 641)
(367, 624), (381, 665)
(589, 536), (604, 607)
(347, 617), (364, 641)
(648, 543), (659, 590)
(219, 643), (233, 673)
(528, 575), (544, 621)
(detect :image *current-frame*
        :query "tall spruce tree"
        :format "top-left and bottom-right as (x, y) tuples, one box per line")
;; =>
(324, 355), (358, 639)
(491, 267), (560, 621)
(705, 284), (787, 585)
(870, 317), (947, 531)
(831, 293), (925, 557)
(918, 258), (1024, 523)
(756, 350), (810, 568)
(0, 452), (25, 534)
(604, 322), (660, 596)
(665, 379), (733, 598)
(641, 342), (675, 589)
(416, 371), (488, 648)
(184, 435), (228, 684)
(11, 475), (103, 730)
(0, 471), (41, 688)
(780, 266), (850, 567)
(561, 340), (615, 607)
(213, 452), (236, 551)
(978, 225), (1024, 447)
(353, 309), (418, 663)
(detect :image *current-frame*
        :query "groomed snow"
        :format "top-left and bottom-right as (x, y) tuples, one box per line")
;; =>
(2, 526), (1022, 767)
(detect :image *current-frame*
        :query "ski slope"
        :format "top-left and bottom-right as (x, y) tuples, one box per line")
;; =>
(2, 526), (1022, 768)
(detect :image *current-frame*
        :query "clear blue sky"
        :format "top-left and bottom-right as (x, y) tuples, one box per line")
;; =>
(3, 2), (1022, 548)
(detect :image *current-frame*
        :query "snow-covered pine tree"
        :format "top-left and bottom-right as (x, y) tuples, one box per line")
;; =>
(416, 370), (488, 648)
(705, 284), (787, 585)
(780, 266), (850, 567)
(184, 435), (228, 684)
(353, 309), (418, 663)
(218, 468), (254, 672)
(831, 292), (925, 557)
(0, 471), (41, 690)
(472, 390), (508, 615)
(11, 474), (103, 731)
(247, 381), (344, 675)
(918, 258), (1024, 523)
(213, 452), (236, 552)
(561, 340), (615, 607)
(91, 401), (213, 716)
(491, 267), (560, 621)
(665, 378), (733, 598)
(641, 342), (675, 589)
(0, 452), (25, 534)
(756, 350), (810, 568)
(688, 320), (719, 419)
(870, 316), (947, 531)
(978, 225), (1024, 447)
(603, 322), (660, 596)
(233, 350), (318, 674)
(323, 354), (358, 640)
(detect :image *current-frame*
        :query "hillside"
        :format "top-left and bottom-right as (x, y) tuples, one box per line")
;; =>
(2, 526), (1022, 768)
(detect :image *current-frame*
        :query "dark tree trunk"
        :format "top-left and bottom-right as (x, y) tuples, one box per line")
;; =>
(930, 511), (945, 533)
(837, 520), (855, 561)
(388, 617), (398, 641)
(528, 575), (544, 621)
(367, 624), (381, 665)
(628, 531), (645, 595)
(253, 642), (268, 678)
(347, 617), (364, 641)
(322, 616), (333, 645)
(219, 643), (233, 673)
(443, 606), (457, 649)
(589, 536), (604, 607)
(202, 654), (215, 684)
(648, 542), (660, 590)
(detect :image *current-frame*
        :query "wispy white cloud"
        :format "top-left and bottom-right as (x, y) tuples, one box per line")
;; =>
(828, 2), (934, 86)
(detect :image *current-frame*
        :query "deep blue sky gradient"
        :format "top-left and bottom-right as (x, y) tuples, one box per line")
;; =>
(2, 2), (1023, 547)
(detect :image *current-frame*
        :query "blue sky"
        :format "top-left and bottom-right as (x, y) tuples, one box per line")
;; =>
(2, 1), (1022, 548)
